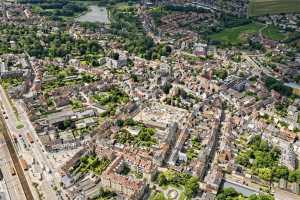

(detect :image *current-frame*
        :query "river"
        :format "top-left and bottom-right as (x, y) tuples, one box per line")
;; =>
(77, 6), (109, 23)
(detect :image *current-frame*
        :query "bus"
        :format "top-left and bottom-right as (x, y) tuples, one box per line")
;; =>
(27, 133), (34, 144)
(10, 164), (16, 176)
(20, 159), (28, 171)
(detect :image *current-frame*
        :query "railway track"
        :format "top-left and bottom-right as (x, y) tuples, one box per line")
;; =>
(0, 116), (34, 200)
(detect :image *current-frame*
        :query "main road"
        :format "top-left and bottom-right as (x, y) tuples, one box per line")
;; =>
(0, 85), (62, 200)
(0, 122), (26, 200)
(0, 113), (34, 200)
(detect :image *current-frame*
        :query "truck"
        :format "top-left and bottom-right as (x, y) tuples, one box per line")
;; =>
(27, 133), (34, 144)
(20, 159), (28, 171)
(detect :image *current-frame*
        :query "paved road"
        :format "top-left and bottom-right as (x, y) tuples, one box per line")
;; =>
(15, 100), (67, 199)
(0, 115), (34, 200)
(0, 130), (26, 200)
(258, 24), (268, 41)
(0, 86), (60, 200)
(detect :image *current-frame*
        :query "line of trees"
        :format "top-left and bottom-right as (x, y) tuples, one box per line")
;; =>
(110, 6), (172, 60)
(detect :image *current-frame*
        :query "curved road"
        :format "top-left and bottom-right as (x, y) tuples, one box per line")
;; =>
(259, 24), (268, 40)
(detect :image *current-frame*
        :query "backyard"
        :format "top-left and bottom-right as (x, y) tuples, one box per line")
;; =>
(115, 126), (157, 147)
(0, 77), (23, 89)
(92, 87), (129, 117)
(186, 136), (202, 162)
(70, 154), (110, 176)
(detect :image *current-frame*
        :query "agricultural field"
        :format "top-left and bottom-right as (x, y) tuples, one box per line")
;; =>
(249, 0), (300, 16)
(208, 23), (264, 45)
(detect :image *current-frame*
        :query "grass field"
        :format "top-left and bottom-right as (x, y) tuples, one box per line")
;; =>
(261, 25), (286, 40)
(249, 0), (300, 16)
(209, 23), (264, 45)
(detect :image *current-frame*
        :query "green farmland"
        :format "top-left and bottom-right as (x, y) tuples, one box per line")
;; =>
(208, 23), (264, 45)
(249, 0), (300, 16)
(261, 25), (286, 41)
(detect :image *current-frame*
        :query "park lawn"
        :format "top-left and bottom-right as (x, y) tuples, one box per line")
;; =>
(209, 23), (264, 45)
(249, 0), (300, 16)
(262, 25), (286, 41)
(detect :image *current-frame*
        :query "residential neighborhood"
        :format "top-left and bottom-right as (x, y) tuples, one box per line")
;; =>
(0, 0), (299, 200)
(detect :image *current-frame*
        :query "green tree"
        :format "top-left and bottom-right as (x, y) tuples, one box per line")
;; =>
(115, 130), (134, 144)
(58, 71), (67, 80)
(288, 169), (300, 183)
(258, 168), (272, 181)
(124, 118), (137, 126)
(116, 119), (124, 127)
(157, 173), (167, 186)
(273, 166), (289, 180)
(184, 176), (199, 198)
(236, 152), (250, 167)
(161, 82), (172, 94)
(216, 188), (241, 200)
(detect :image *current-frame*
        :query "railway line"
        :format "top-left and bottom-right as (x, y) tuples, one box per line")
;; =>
(0, 116), (34, 200)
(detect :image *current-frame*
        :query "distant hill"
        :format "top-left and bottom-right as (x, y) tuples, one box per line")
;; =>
(249, 0), (300, 16)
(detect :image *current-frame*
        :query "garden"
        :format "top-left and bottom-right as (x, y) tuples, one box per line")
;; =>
(186, 136), (202, 162)
(70, 154), (111, 176)
(155, 170), (199, 199)
(115, 126), (157, 148)
(236, 135), (300, 183)
(42, 72), (98, 93)
(92, 88), (129, 117)
(0, 77), (23, 90)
